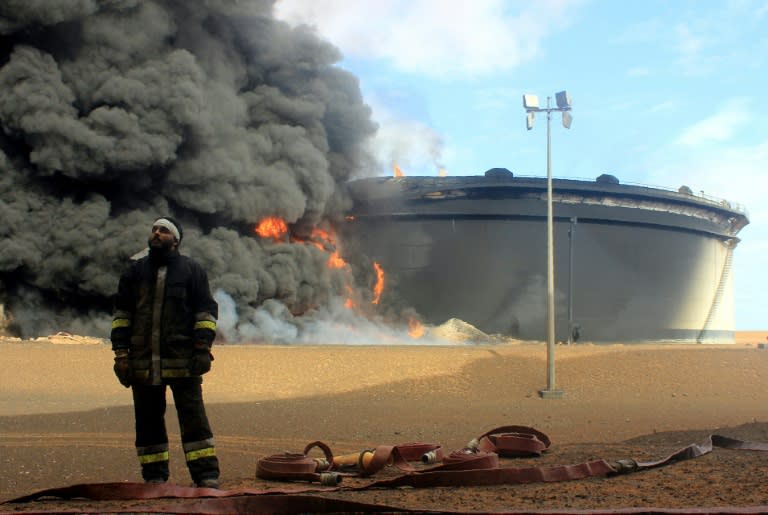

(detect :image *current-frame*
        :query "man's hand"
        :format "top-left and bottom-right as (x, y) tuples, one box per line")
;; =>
(113, 355), (131, 388)
(189, 342), (213, 376)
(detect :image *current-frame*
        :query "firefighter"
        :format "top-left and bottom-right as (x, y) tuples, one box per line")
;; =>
(111, 216), (220, 489)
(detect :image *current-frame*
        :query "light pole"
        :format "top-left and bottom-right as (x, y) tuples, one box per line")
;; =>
(523, 91), (572, 399)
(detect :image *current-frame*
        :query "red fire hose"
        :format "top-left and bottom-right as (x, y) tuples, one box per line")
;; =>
(4, 426), (768, 513)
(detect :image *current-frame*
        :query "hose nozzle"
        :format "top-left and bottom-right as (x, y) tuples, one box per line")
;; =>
(332, 449), (375, 472)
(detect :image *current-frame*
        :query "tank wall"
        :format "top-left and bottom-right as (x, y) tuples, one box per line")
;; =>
(345, 216), (736, 343)
(569, 222), (734, 342)
(348, 217), (549, 337)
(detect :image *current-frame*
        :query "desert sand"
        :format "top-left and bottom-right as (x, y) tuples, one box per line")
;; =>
(1, 333), (767, 512)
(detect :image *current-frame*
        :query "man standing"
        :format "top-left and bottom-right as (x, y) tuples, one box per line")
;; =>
(111, 217), (220, 488)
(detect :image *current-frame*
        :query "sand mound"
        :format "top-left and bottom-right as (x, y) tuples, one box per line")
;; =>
(427, 318), (495, 343)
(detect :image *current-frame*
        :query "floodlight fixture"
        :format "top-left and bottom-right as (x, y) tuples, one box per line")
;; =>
(555, 90), (572, 109)
(562, 111), (573, 129)
(523, 94), (540, 110)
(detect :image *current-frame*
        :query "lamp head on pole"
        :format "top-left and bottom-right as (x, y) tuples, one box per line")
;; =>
(562, 111), (573, 129)
(523, 94), (540, 110)
(526, 112), (536, 130)
(555, 90), (572, 109)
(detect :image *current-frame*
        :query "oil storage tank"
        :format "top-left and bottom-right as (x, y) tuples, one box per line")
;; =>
(341, 170), (749, 343)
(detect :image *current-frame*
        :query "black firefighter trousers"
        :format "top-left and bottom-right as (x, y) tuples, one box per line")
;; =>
(131, 378), (219, 484)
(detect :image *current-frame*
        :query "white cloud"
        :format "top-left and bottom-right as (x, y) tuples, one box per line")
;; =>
(274, 0), (581, 78)
(675, 98), (751, 146)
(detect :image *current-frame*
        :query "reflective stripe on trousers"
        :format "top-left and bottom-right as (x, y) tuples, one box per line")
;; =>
(137, 443), (169, 465)
(184, 438), (217, 462)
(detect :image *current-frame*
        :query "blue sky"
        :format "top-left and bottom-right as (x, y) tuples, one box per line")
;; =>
(274, 0), (767, 330)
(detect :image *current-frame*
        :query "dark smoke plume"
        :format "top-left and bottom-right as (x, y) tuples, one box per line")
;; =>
(0, 0), (380, 339)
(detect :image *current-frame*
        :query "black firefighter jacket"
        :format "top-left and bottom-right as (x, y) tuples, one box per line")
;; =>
(111, 249), (218, 385)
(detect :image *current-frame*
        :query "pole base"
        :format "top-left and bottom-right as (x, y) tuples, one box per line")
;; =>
(538, 389), (564, 399)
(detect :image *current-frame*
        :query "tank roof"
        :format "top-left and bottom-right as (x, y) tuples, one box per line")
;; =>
(346, 175), (749, 239)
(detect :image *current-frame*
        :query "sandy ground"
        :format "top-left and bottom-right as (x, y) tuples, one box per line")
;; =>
(1, 332), (767, 512)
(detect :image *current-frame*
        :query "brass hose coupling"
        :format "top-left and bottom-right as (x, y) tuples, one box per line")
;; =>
(319, 472), (341, 486)
(313, 457), (331, 471)
(421, 450), (440, 464)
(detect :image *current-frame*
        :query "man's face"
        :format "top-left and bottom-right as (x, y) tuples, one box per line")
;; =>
(148, 224), (178, 251)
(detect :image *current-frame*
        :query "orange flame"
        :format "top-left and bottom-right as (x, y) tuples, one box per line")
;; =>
(393, 163), (404, 177)
(343, 285), (356, 309)
(438, 168), (447, 177)
(408, 318), (425, 339)
(371, 261), (384, 304)
(309, 226), (332, 241)
(327, 250), (346, 269)
(255, 216), (289, 241)
(253, 218), (362, 312)
(295, 225), (356, 306)
(299, 227), (350, 270)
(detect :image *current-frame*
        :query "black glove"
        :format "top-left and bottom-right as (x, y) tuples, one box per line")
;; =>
(189, 344), (213, 376)
(113, 356), (132, 388)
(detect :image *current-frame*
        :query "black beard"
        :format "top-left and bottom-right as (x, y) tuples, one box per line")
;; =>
(148, 238), (175, 264)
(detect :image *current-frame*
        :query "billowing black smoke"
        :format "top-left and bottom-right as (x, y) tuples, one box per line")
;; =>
(0, 0), (381, 339)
